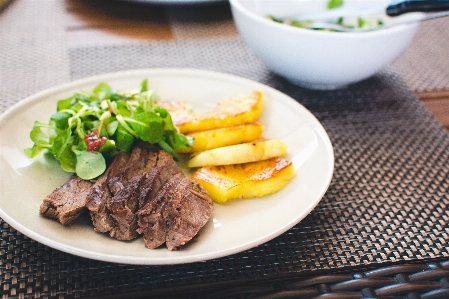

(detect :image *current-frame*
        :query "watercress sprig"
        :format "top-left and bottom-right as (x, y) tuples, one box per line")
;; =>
(25, 79), (193, 180)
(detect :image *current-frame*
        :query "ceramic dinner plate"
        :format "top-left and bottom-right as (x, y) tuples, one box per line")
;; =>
(0, 69), (334, 265)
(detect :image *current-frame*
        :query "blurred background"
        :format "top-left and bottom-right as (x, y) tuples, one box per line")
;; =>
(1, 0), (448, 130)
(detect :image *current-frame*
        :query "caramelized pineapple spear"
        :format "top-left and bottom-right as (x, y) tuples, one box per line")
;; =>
(187, 139), (288, 168)
(156, 101), (193, 127)
(175, 90), (263, 134)
(176, 124), (263, 153)
(192, 157), (296, 204)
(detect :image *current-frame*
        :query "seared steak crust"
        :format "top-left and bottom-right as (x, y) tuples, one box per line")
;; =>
(134, 152), (185, 248)
(137, 174), (214, 251)
(136, 173), (185, 249)
(138, 150), (182, 208)
(86, 149), (133, 234)
(85, 173), (114, 233)
(106, 151), (130, 196)
(107, 142), (152, 196)
(105, 144), (182, 241)
(164, 178), (213, 250)
(40, 174), (93, 225)
(107, 174), (147, 240)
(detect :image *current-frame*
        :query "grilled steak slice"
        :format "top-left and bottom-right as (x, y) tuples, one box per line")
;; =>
(86, 149), (135, 233)
(108, 142), (148, 195)
(137, 150), (183, 208)
(107, 174), (147, 240)
(164, 178), (213, 251)
(106, 151), (130, 196)
(106, 144), (182, 241)
(40, 139), (212, 250)
(137, 173), (213, 250)
(136, 173), (185, 249)
(85, 172), (114, 233)
(40, 174), (93, 225)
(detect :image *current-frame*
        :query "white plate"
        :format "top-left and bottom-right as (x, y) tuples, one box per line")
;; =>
(0, 68), (334, 265)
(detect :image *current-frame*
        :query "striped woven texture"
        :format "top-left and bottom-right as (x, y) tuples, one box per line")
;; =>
(0, 1), (448, 298)
(391, 17), (449, 92)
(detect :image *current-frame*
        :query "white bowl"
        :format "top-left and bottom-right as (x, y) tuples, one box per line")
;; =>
(229, 0), (420, 90)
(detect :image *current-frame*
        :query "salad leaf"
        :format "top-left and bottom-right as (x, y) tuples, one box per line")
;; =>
(327, 0), (343, 9)
(25, 80), (193, 180)
(58, 141), (77, 173)
(74, 150), (106, 180)
(267, 0), (384, 32)
(115, 123), (136, 153)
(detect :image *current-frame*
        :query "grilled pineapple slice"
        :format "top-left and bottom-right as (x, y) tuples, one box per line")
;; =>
(176, 124), (263, 153)
(156, 101), (193, 127)
(187, 139), (288, 168)
(192, 157), (296, 203)
(176, 90), (263, 134)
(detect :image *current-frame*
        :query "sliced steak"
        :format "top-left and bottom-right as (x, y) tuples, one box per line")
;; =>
(137, 173), (213, 250)
(106, 151), (130, 195)
(136, 173), (185, 249)
(137, 150), (183, 208)
(40, 174), (93, 225)
(106, 143), (182, 241)
(86, 149), (134, 233)
(163, 178), (213, 251)
(85, 172), (114, 233)
(40, 139), (213, 250)
(107, 173), (147, 240)
(143, 146), (159, 171)
(107, 141), (157, 196)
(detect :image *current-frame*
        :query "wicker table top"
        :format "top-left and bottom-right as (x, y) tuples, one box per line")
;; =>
(0, 1), (448, 298)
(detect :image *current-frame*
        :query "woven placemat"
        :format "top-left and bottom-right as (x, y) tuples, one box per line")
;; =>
(1, 35), (448, 298)
(391, 17), (449, 93)
(0, 0), (70, 114)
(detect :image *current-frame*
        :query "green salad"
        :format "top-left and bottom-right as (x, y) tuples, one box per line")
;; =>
(25, 80), (193, 180)
(268, 0), (384, 31)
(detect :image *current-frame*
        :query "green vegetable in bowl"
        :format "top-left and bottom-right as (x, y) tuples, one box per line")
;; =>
(327, 0), (343, 9)
(25, 79), (193, 180)
(267, 0), (384, 32)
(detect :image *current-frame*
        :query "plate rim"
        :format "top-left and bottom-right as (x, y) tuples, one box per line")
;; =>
(0, 68), (334, 265)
